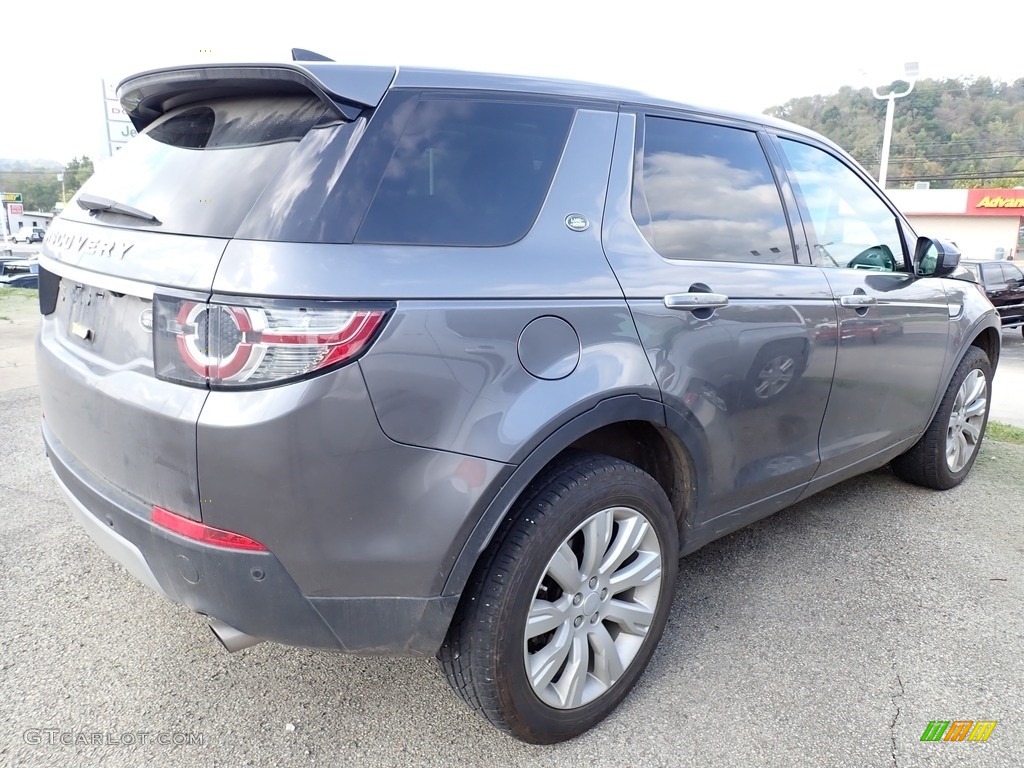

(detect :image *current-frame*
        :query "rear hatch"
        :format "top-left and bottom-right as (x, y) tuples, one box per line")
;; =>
(38, 64), (393, 520)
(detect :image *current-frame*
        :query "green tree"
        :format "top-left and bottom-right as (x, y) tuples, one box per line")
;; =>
(62, 156), (94, 201)
(0, 156), (95, 212)
(765, 76), (1024, 188)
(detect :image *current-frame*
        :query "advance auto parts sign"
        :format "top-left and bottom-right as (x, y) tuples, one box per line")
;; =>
(967, 188), (1024, 215)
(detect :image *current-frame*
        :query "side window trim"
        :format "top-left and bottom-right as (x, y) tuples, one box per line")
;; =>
(759, 131), (812, 266)
(628, 110), (656, 245)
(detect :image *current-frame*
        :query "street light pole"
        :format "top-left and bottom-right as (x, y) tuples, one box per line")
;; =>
(872, 62), (919, 189)
(1, 195), (10, 257)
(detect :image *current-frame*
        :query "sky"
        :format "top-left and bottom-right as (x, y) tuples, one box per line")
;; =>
(4, 0), (1023, 164)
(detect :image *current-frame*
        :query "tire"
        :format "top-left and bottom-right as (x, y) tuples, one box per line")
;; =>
(438, 452), (679, 743)
(891, 346), (992, 490)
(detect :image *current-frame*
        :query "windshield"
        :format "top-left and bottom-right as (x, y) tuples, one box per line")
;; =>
(62, 95), (333, 238)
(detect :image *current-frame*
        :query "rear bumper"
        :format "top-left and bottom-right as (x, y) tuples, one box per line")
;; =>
(44, 422), (458, 655)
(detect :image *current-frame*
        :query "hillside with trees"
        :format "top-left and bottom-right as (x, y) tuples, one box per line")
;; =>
(0, 157), (94, 213)
(766, 76), (1024, 188)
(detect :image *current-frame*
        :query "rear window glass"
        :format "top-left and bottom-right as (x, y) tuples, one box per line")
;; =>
(62, 95), (332, 238)
(355, 99), (574, 246)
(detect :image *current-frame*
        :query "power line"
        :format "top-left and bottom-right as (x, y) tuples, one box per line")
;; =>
(892, 170), (1024, 182)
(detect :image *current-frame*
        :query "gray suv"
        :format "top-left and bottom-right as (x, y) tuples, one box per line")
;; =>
(36, 54), (1000, 743)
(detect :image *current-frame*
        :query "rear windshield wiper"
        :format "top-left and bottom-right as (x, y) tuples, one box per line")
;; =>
(78, 193), (161, 224)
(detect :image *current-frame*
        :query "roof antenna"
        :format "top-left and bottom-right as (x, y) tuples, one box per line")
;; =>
(291, 48), (334, 62)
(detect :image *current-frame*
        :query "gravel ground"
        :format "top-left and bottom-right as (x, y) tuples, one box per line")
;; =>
(0, 384), (1021, 768)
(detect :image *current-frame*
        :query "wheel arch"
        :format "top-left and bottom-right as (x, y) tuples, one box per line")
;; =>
(441, 395), (703, 598)
(922, 315), (1002, 429)
(968, 323), (1000, 371)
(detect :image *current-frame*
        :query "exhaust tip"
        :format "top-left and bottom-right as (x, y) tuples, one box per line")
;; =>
(209, 618), (263, 653)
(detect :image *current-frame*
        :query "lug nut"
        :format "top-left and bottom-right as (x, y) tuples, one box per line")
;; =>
(573, 594), (582, 606)
(600, 588), (608, 600)
(574, 616), (583, 628)
(590, 614), (599, 624)
(589, 576), (598, 588)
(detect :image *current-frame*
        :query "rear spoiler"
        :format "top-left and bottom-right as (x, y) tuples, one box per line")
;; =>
(118, 63), (398, 130)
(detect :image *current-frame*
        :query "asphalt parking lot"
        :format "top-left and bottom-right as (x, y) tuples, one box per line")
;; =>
(1, 307), (1022, 767)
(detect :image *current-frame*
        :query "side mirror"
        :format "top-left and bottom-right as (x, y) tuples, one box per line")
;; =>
(914, 237), (960, 277)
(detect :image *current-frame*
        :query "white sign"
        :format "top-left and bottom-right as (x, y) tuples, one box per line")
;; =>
(107, 121), (137, 142)
(102, 78), (135, 157)
(105, 100), (131, 123)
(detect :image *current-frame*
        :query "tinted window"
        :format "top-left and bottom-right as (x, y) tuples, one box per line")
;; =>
(632, 117), (792, 263)
(62, 96), (331, 238)
(1000, 262), (1023, 283)
(355, 99), (574, 246)
(977, 264), (1002, 286)
(779, 139), (905, 272)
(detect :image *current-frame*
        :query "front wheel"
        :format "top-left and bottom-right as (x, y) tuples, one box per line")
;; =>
(891, 346), (992, 489)
(438, 453), (679, 743)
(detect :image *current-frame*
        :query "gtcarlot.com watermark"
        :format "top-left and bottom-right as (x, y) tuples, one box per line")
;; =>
(24, 729), (203, 747)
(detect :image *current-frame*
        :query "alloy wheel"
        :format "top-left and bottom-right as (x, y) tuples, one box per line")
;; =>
(946, 368), (987, 473)
(523, 506), (663, 709)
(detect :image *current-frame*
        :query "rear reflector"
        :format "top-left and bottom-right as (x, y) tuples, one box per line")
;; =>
(151, 506), (268, 551)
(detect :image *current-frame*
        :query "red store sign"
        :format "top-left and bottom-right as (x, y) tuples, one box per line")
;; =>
(966, 188), (1024, 215)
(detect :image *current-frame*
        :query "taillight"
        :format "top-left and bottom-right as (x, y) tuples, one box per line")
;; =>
(151, 506), (267, 551)
(153, 295), (390, 388)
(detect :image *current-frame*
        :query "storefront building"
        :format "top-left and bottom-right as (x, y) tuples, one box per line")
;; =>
(887, 187), (1023, 262)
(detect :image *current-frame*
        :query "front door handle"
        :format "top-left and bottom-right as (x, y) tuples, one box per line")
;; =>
(664, 293), (729, 310)
(839, 295), (878, 308)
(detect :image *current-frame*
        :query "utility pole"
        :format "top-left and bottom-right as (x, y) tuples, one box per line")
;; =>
(1, 196), (10, 257)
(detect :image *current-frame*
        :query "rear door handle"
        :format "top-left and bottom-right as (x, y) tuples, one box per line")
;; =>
(664, 293), (729, 310)
(839, 295), (878, 308)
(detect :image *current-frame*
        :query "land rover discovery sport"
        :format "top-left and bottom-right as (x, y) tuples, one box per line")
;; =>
(36, 52), (1000, 743)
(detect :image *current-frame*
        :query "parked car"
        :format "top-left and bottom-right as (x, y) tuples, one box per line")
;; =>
(35, 55), (1001, 744)
(961, 259), (1024, 333)
(0, 272), (39, 289)
(2, 257), (38, 276)
(10, 227), (45, 244)
(0, 256), (28, 273)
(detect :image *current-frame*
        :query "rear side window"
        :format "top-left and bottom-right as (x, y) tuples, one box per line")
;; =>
(632, 116), (793, 263)
(355, 99), (574, 246)
(62, 95), (332, 238)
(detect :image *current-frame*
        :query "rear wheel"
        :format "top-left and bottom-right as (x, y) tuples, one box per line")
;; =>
(438, 453), (678, 743)
(891, 346), (991, 489)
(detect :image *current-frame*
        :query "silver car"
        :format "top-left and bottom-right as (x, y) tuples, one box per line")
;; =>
(36, 53), (1000, 743)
